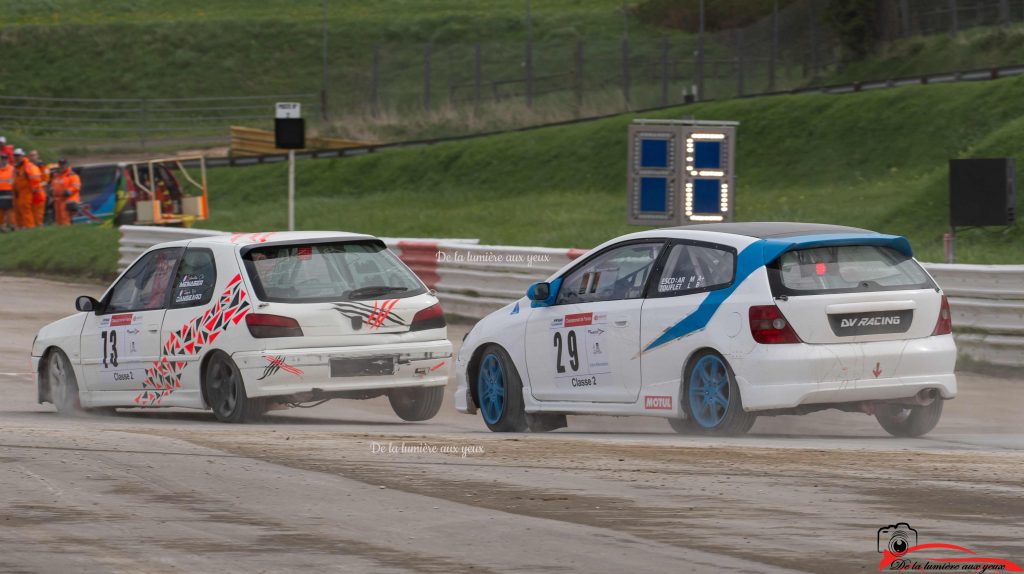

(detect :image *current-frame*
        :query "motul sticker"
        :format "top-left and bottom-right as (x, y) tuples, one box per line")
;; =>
(644, 395), (673, 410)
(564, 312), (593, 328)
(110, 313), (134, 327)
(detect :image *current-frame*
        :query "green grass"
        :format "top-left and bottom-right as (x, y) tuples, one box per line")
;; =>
(0, 225), (119, 280)
(4, 73), (1024, 279)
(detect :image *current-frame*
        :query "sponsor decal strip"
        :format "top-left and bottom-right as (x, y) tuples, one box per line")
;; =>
(134, 274), (250, 406)
(643, 395), (673, 410)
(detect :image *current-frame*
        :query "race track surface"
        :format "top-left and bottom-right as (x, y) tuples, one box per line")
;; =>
(1, 276), (1021, 573)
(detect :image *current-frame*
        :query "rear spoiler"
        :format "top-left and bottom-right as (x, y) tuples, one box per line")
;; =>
(759, 233), (913, 265)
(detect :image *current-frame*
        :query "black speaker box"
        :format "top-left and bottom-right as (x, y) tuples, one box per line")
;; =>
(275, 118), (306, 150)
(949, 158), (1015, 227)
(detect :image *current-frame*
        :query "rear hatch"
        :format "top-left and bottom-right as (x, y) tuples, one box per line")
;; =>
(768, 244), (942, 344)
(238, 239), (444, 349)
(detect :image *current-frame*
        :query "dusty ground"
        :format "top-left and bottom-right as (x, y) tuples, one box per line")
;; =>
(1, 275), (1022, 573)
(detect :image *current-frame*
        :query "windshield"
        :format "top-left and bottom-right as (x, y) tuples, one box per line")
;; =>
(769, 245), (934, 296)
(242, 241), (426, 303)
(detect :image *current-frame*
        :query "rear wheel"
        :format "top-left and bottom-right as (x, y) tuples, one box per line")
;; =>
(682, 351), (756, 436)
(476, 345), (527, 432)
(875, 400), (943, 437)
(389, 386), (445, 421)
(205, 353), (262, 423)
(48, 349), (82, 415)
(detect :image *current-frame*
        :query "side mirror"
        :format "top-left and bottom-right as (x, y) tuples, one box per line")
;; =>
(75, 295), (99, 313)
(527, 282), (550, 302)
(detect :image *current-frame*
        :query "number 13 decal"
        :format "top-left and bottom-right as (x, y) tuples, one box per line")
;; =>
(101, 330), (119, 369)
(553, 330), (579, 374)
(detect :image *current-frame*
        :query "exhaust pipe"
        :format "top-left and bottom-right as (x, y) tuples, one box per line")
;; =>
(895, 388), (939, 406)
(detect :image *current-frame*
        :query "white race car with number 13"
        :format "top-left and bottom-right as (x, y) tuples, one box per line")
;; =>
(455, 223), (956, 436)
(32, 232), (452, 423)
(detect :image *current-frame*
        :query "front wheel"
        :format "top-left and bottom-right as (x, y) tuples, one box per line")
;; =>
(875, 400), (943, 437)
(48, 349), (82, 415)
(389, 386), (445, 421)
(205, 352), (263, 423)
(476, 345), (527, 432)
(682, 351), (756, 436)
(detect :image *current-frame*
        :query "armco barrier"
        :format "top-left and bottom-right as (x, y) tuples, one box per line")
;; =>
(118, 226), (1024, 367)
(920, 264), (1024, 368)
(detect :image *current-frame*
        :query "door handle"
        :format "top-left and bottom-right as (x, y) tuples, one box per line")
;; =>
(147, 327), (159, 333)
(613, 317), (630, 327)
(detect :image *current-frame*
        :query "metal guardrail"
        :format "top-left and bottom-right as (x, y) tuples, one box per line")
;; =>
(118, 226), (1024, 367)
(921, 263), (1024, 367)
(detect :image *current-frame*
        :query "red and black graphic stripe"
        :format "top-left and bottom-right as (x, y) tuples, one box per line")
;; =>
(135, 273), (251, 406)
(257, 355), (304, 380)
(332, 299), (407, 330)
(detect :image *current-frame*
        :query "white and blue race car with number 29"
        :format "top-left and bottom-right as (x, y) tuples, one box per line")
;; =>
(455, 223), (956, 436)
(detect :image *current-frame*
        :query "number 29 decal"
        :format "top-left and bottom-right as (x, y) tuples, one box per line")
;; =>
(553, 330), (580, 374)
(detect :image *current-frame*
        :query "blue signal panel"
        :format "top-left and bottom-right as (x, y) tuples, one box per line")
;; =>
(693, 179), (720, 213)
(639, 177), (668, 212)
(640, 139), (669, 168)
(694, 141), (721, 169)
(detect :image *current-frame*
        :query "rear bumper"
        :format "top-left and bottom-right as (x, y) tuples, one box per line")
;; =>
(234, 339), (453, 399)
(732, 335), (957, 410)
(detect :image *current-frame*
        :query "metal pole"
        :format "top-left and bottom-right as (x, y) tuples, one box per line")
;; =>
(139, 98), (147, 150)
(735, 28), (744, 97)
(575, 40), (584, 114)
(622, 37), (631, 107)
(1000, 0), (1010, 25)
(900, 0), (911, 36)
(423, 44), (432, 113)
(320, 0), (329, 122)
(809, 2), (818, 81)
(474, 43), (482, 111)
(370, 45), (380, 116)
(660, 37), (670, 106)
(949, 0), (958, 36)
(769, 0), (778, 91)
(287, 149), (295, 231)
(526, 0), (533, 108)
(696, 0), (705, 100)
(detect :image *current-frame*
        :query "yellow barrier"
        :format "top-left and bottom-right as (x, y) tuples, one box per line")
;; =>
(229, 126), (371, 157)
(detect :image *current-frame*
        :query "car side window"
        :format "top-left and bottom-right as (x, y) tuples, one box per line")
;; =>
(170, 249), (218, 309)
(555, 242), (663, 305)
(652, 243), (735, 297)
(105, 247), (184, 314)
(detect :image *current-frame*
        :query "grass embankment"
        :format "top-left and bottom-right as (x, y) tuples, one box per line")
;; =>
(3, 73), (1024, 279)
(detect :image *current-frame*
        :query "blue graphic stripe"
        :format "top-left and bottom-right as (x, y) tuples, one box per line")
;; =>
(641, 232), (911, 352)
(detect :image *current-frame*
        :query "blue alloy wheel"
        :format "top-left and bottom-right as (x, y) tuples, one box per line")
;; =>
(688, 354), (730, 428)
(478, 353), (506, 425)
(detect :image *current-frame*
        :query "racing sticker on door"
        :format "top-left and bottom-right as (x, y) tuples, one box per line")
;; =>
(96, 312), (148, 386)
(135, 273), (251, 406)
(550, 312), (611, 390)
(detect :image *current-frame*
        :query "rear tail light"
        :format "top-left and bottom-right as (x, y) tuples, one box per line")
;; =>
(932, 295), (953, 336)
(410, 303), (446, 332)
(749, 305), (802, 344)
(245, 313), (304, 338)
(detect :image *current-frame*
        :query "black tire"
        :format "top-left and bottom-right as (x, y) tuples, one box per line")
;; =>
(389, 386), (445, 421)
(47, 349), (83, 415)
(475, 345), (528, 432)
(205, 352), (263, 423)
(667, 416), (698, 434)
(682, 350), (756, 436)
(875, 400), (943, 437)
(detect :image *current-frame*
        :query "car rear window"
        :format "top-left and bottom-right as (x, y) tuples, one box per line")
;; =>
(242, 241), (425, 303)
(768, 245), (934, 296)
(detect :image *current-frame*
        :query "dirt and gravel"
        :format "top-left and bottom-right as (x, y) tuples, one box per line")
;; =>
(1, 275), (1021, 573)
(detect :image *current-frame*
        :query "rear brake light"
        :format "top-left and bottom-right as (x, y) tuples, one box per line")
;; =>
(245, 313), (304, 338)
(932, 295), (953, 336)
(410, 303), (446, 332)
(749, 305), (802, 344)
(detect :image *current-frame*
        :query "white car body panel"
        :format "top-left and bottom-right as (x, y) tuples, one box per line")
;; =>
(33, 231), (453, 411)
(455, 225), (958, 422)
